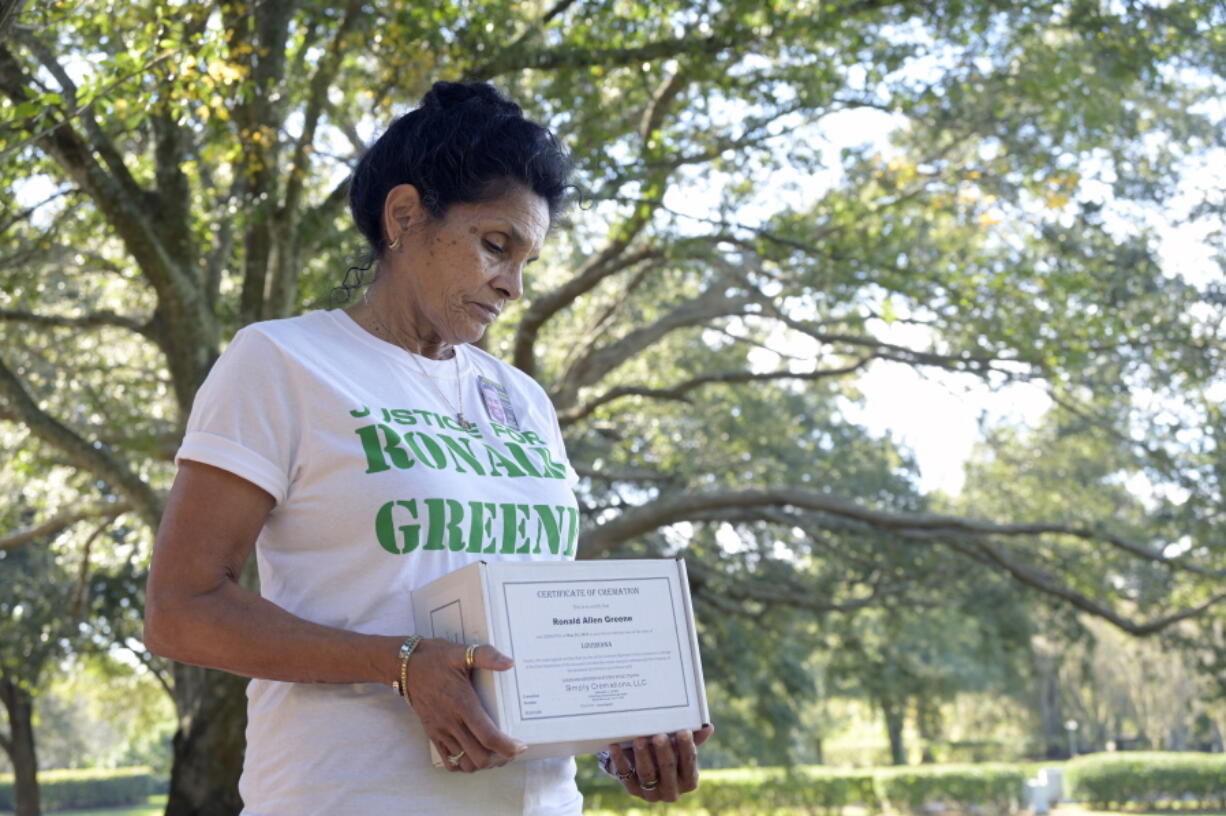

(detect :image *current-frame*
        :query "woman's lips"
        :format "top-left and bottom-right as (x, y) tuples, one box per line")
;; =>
(471, 302), (500, 321)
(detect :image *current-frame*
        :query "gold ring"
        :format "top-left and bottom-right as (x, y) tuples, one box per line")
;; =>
(641, 777), (659, 791)
(448, 750), (465, 766)
(616, 769), (634, 781)
(465, 644), (477, 670)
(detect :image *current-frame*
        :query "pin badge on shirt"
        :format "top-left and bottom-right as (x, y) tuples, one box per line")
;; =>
(477, 375), (520, 429)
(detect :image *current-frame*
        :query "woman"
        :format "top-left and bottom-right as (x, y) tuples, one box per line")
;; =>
(144, 81), (712, 815)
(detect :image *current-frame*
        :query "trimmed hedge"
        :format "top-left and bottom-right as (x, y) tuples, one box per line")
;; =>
(874, 763), (1026, 815)
(1066, 752), (1226, 810)
(0, 766), (156, 812)
(581, 762), (1031, 815)
(583, 765), (879, 815)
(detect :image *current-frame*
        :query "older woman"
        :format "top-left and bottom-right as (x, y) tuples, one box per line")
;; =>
(144, 81), (711, 815)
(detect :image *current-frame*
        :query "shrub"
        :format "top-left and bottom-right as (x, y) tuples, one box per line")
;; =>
(0, 766), (156, 812)
(874, 763), (1027, 816)
(779, 768), (881, 815)
(1066, 752), (1226, 810)
(580, 763), (906, 815)
(942, 741), (1009, 764)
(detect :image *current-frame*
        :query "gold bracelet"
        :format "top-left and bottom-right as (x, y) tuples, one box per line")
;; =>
(393, 635), (423, 705)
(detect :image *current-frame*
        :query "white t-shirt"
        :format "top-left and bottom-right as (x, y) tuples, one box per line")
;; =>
(176, 309), (584, 816)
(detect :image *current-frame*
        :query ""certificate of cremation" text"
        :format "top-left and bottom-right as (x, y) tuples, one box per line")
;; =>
(501, 577), (691, 720)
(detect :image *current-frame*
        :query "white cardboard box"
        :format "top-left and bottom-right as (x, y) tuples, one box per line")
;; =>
(411, 558), (709, 764)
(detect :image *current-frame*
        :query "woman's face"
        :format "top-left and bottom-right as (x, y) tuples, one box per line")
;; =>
(385, 182), (549, 350)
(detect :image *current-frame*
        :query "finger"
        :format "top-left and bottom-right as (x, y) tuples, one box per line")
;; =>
(651, 733), (681, 802)
(693, 722), (715, 747)
(435, 738), (466, 774)
(460, 701), (526, 761)
(411, 643), (523, 761)
(609, 743), (643, 797)
(452, 722), (498, 771)
(471, 643), (514, 672)
(633, 736), (661, 803)
(418, 687), (517, 766)
(675, 728), (700, 793)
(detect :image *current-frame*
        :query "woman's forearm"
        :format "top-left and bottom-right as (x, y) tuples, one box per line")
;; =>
(144, 575), (403, 685)
(145, 460), (404, 686)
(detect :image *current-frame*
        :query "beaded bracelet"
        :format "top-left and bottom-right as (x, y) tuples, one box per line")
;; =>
(391, 635), (423, 704)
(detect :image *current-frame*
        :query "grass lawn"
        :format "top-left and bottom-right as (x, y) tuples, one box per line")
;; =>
(1055, 807), (1226, 816)
(7, 797), (1224, 816)
(0, 794), (166, 816)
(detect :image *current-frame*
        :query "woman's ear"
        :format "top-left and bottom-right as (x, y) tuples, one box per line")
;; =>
(382, 184), (425, 245)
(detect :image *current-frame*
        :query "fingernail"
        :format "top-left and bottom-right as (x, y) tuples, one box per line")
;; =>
(514, 741), (528, 753)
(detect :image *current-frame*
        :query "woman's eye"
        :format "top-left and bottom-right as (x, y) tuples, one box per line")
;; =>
(483, 240), (505, 254)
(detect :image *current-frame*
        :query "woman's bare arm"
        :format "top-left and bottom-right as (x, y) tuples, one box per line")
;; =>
(144, 460), (523, 770)
(144, 460), (402, 683)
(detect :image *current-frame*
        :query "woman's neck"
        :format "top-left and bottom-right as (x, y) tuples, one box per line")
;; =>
(352, 285), (455, 360)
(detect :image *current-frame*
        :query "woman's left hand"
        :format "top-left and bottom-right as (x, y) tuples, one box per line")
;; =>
(601, 723), (715, 803)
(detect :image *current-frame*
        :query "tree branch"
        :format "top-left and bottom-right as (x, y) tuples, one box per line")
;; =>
(540, 0), (579, 24)
(226, 0), (294, 324)
(464, 30), (741, 83)
(69, 518), (111, 618)
(937, 535), (1226, 637)
(558, 359), (872, 426)
(580, 488), (1225, 579)
(0, 43), (216, 412)
(150, 105), (197, 272)
(490, 0), (580, 66)
(298, 174), (354, 250)
(0, 37), (177, 165)
(514, 49), (696, 377)
(0, 0), (26, 43)
(121, 643), (174, 702)
(557, 286), (758, 400)
(777, 322), (1024, 375)
(686, 556), (891, 616)
(0, 308), (150, 336)
(574, 464), (676, 484)
(268, 0), (363, 317)
(513, 243), (662, 376)
(639, 66), (688, 141)
(581, 489), (1225, 634)
(0, 502), (131, 551)
(0, 355), (160, 528)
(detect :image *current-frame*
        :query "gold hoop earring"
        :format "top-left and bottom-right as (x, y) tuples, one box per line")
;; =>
(387, 234), (403, 252)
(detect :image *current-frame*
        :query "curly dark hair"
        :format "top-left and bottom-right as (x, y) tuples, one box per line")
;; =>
(348, 80), (572, 258)
(332, 81), (572, 303)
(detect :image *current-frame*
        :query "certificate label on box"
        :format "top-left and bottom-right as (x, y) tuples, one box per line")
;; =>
(501, 577), (690, 720)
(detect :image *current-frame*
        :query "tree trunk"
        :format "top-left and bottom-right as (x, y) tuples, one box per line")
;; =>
(163, 666), (249, 816)
(0, 675), (41, 816)
(1033, 648), (1065, 758)
(915, 696), (940, 764)
(883, 699), (907, 766)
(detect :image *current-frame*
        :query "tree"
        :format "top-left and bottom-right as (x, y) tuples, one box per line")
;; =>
(2, 0), (1224, 810)
(0, 443), (150, 814)
(0, 512), (77, 816)
(955, 409), (1226, 755)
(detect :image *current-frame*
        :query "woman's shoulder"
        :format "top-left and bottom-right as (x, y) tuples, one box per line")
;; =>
(221, 311), (350, 360)
(233, 310), (337, 345)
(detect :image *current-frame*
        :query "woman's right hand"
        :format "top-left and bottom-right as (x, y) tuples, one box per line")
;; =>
(404, 639), (526, 773)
